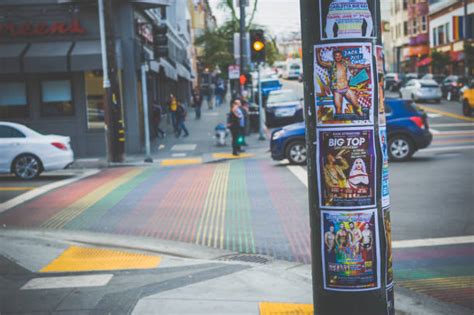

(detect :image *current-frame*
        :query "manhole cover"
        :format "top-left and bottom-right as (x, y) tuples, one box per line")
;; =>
(217, 254), (271, 264)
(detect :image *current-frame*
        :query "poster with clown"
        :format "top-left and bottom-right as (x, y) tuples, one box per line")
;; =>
(314, 43), (374, 126)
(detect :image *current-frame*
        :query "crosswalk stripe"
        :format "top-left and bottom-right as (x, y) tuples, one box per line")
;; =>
(21, 274), (113, 290)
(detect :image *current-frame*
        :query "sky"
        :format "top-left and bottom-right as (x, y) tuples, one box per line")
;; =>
(208, 0), (392, 37)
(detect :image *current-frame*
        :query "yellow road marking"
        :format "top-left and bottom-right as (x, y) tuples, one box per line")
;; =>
(0, 187), (36, 191)
(161, 158), (202, 166)
(420, 106), (474, 122)
(212, 153), (255, 159)
(41, 168), (144, 229)
(259, 302), (313, 315)
(40, 246), (160, 273)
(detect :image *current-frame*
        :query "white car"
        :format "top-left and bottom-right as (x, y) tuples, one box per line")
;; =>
(399, 79), (442, 103)
(0, 122), (74, 179)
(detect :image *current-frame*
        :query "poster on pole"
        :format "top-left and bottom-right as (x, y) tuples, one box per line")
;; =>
(314, 43), (374, 126)
(317, 128), (376, 208)
(321, 209), (381, 291)
(320, 0), (375, 40)
(375, 45), (386, 126)
(380, 127), (390, 207)
(228, 64), (240, 80)
(383, 208), (393, 286)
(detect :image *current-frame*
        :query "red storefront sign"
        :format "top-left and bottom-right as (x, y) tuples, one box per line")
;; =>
(0, 19), (85, 37)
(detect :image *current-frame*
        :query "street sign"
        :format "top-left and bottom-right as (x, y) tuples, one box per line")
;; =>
(228, 65), (240, 80)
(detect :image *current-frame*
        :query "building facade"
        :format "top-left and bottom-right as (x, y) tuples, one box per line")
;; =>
(0, 0), (193, 158)
(390, 0), (410, 73)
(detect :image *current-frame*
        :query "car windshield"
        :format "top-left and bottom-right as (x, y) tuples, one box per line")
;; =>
(267, 90), (299, 103)
(290, 64), (300, 70)
(420, 80), (439, 88)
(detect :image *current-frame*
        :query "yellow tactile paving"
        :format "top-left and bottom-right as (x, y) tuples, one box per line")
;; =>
(212, 153), (255, 159)
(259, 302), (313, 315)
(40, 246), (161, 273)
(161, 158), (202, 166)
(398, 276), (474, 290)
(0, 187), (36, 191)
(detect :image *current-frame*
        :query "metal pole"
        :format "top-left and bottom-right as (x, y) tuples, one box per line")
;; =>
(239, 0), (246, 74)
(464, 0), (469, 77)
(141, 64), (153, 163)
(258, 63), (265, 140)
(98, 0), (110, 89)
(300, 0), (391, 314)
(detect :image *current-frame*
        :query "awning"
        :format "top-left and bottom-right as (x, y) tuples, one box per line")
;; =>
(149, 60), (160, 73)
(159, 58), (177, 81)
(130, 0), (173, 6)
(450, 51), (464, 62)
(176, 62), (191, 81)
(416, 57), (432, 67)
(0, 43), (27, 74)
(70, 40), (123, 71)
(23, 42), (72, 73)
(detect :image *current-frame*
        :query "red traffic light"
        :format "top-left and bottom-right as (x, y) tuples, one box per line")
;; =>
(239, 74), (247, 86)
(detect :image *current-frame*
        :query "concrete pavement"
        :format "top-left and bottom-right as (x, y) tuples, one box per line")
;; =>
(1, 229), (470, 315)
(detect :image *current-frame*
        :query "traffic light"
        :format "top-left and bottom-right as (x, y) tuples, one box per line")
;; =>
(250, 29), (265, 64)
(154, 24), (168, 58)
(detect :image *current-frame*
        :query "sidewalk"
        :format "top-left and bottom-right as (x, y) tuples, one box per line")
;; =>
(72, 98), (270, 169)
(1, 229), (470, 315)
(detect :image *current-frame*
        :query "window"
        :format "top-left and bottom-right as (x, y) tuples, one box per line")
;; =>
(403, 0), (408, 10)
(0, 82), (28, 118)
(445, 23), (450, 43)
(437, 25), (445, 45)
(85, 71), (105, 129)
(404, 21), (408, 36)
(421, 16), (427, 32)
(40, 79), (74, 117)
(433, 29), (437, 46)
(412, 19), (418, 35)
(0, 125), (25, 138)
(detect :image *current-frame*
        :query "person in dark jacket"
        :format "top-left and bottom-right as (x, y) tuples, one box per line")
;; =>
(227, 98), (244, 156)
(167, 94), (179, 135)
(176, 102), (189, 138)
(152, 103), (165, 138)
(192, 88), (203, 119)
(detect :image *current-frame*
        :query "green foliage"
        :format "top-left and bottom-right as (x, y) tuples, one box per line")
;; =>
(430, 51), (450, 74)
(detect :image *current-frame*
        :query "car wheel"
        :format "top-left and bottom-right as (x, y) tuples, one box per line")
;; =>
(12, 154), (42, 180)
(286, 140), (307, 165)
(388, 135), (414, 162)
(463, 100), (473, 117)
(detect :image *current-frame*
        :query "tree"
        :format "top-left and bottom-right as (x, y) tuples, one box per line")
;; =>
(431, 51), (450, 74)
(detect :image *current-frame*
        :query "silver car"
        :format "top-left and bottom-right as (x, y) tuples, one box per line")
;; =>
(399, 79), (442, 103)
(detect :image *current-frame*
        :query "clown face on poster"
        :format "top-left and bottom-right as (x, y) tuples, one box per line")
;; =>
(314, 43), (374, 126)
(317, 127), (376, 208)
(321, 209), (381, 291)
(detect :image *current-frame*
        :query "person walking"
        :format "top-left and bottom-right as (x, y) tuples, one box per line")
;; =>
(214, 77), (225, 107)
(192, 88), (203, 119)
(176, 101), (189, 138)
(167, 94), (179, 135)
(227, 98), (244, 156)
(152, 102), (165, 138)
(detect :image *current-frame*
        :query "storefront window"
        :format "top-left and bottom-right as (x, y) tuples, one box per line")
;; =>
(85, 71), (105, 129)
(0, 81), (28, 118)
(40, 79), (74, 117)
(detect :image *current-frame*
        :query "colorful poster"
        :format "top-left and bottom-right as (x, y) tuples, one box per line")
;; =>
(321, 209), (380, 291)
(375, 45), (384, 74)
(314, 43), (374, 126)
(320, 0), (375, 40)
(380, 128), (390, 207)
(387, 284), (395, 315)
(384, 208), (393, 286)
(317, 128), (376, 208)
(378, 75), (386, 126)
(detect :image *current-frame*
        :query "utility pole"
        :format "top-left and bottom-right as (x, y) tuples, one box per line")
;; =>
(300, 0), (393, 314)
(257, 63), (265, 140)
(239, 0), (247, 75)
(464, 0), (469, 77)
(98, 0), (125, 163)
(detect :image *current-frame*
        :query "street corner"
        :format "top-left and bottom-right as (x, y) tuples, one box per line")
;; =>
(259, 302), (313, 315)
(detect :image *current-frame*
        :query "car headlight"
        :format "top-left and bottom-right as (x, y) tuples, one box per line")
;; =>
(272, 130), (285, 140)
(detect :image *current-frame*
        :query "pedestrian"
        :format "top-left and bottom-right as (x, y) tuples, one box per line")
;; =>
(240, 100), (250, 145)
(152, 102), (165, 138)
(215, 77), (225, 107)
(192, 88), (203, 119)
(176, 101), (189, 138)
(227, 98), (245, 156)
(167, 94), (179, 135)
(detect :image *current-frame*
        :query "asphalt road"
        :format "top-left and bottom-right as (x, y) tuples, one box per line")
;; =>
(281, 78), (474, 240)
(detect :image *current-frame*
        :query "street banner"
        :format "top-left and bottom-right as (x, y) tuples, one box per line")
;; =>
(228, 65), (240, 80)
(314, 43), (374, 126)
(320, 0), (375, 40)
(321, 209), (380, 291)
(317, 128), (376, 208)
(383, 208), (393, 286)
(380, 128), (390, 207)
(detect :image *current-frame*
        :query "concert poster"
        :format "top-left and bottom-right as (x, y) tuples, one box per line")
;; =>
(314, 43), (374, 126)
(317, 128), (376, 208)
(321, 209), (381, 291)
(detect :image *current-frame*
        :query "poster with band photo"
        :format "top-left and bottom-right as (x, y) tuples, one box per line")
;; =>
(383, 208), (393, 286)
(314, 43), (374, 126)
(380, 128), (390, 207)
(320, 0), (376, 40)
(321, 209), (381, 291)
(317, 128), (376, 208)
(375, 45), (387, 126)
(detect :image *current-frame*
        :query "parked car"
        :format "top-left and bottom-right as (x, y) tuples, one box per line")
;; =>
(461, 79), (474, 117)
(399, 79), (442, 103)
(270, 99), (432, 164)
(441, 75), (468, 101)
(265, 89), (304, 128)
(283, 61), (302, 80)
(421, 73), (445, 84)
(0, 122), (74, 179)
(385, 73), (404, 91)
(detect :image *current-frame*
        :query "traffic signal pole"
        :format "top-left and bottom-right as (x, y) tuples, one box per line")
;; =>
(257, 63), (265, 140)
(300, 0), (393, 314)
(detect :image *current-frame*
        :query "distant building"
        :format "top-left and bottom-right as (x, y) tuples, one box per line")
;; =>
(390, 0), (410, 73)
(428, 0), (473, 75)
